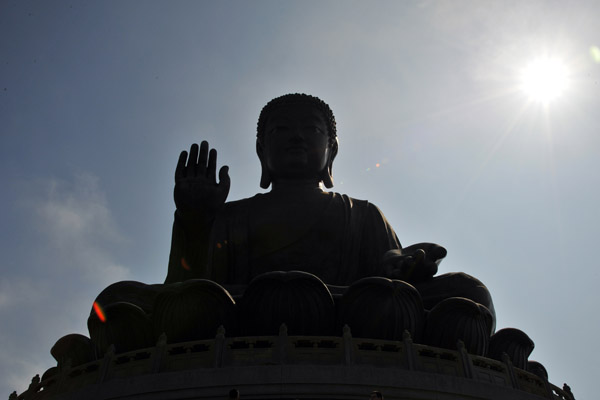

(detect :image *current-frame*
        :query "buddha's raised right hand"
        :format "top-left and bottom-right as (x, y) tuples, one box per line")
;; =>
(174, 141), (230, 220)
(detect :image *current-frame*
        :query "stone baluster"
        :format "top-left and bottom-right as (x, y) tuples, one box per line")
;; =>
(214, 325), (226, 368)
(150, 333), (167, 373)
(276, 323), (288, 364)
(402, 330), (416, 371)
(457, 340), (474, 379)
(22, 375), (40, 400)
(342, 325), (354, 365)
(502, 352), (519, 390)
(97, 345), (115, 384)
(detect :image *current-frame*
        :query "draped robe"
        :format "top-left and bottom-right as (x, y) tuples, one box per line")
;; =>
(167, 192), (401, 286)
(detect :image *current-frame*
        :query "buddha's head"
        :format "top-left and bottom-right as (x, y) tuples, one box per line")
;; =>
(256, 93), (339, 189)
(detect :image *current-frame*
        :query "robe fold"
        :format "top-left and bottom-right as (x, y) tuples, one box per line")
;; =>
(206, 192), (401, 286)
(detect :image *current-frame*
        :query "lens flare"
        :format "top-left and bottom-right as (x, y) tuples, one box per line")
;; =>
(181, 257), (191, 271)
(93, 301), (106, 323)
(590, 46), (600, 63)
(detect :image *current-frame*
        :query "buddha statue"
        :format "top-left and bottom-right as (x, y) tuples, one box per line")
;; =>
(166, 94), (408, 287)
(87, 93), (495, 356)
(25, 94), (558, 397)
(165, 93), (494, 318)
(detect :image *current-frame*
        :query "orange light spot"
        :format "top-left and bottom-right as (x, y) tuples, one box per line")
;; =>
(93, 301), (106, 323)
(376, 163), (381, 168)
(181, 257), (191, 271)
(216, 242), (222, 249)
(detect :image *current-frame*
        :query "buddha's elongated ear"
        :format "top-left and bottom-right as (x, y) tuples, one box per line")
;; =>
(322, 138), (338, 189)
(256, 139), (271, 189)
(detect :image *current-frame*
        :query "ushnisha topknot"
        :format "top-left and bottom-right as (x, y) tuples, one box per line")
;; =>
(257, 93), (337, 140)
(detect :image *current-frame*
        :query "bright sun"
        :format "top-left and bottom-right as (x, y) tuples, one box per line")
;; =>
(519, 58), (569, 103)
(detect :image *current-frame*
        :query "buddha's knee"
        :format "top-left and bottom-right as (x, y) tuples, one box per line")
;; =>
(447, 272), (493, 308)
(239, 271), (336, 336)
(92, 280), (162, 315)
(425, 297), (493, 355)
(415, 272), (495, 327)
(338, 277), (426, 342)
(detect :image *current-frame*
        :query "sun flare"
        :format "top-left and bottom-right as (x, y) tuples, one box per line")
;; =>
(520, 58), (569, 103)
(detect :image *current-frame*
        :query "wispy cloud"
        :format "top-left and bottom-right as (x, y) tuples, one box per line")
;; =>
(24, 172), (130, 281)
(0, 171), (130, 395)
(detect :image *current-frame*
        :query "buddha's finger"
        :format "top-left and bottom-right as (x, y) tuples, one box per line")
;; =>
(175, 150), (188, 180)
(188, 143), (199, 175)
(218, 166), (231, 191)
(413, 249), (426, 263)
(208, 148), (217, 183)
(198, 141), (209, 174)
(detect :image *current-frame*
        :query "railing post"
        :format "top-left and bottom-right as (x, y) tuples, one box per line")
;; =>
(562, 383), (575, 400)
(150, 332), (167, 373)
(276, 323), (288, 364)
(97, 345), (115, 384)
(502, 352), (519, 389)
(342, 325), (354, 365)
(22, 375), (40, 400)
(52, 358), (72, 394)
(457, 340), (474, 379)
(541, 377), (553, 399)
(214, 325), (226, 368)
(402, 330), (416, 371)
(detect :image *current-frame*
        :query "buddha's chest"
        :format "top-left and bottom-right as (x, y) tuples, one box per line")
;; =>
(245, 196), (344, 262)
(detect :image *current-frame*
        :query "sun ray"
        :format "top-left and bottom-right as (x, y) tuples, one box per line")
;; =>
(448, 99), (535, 213)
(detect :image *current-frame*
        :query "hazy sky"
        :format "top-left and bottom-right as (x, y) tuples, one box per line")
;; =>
(1, 1), (598, 398)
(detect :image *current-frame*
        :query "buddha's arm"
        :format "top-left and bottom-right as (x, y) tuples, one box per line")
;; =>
(357, 202), (402, 278)
(359, 203), (445, 283)
(165, 142), (230, 283)
(165, 210), (214, 283)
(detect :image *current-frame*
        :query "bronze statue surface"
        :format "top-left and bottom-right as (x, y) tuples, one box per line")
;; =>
(164, 94), (493, 319)
(167, 95), (442, 286)
(87, 93), (497, 351)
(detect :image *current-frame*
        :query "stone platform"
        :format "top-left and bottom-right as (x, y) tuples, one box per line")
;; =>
(15, 327), (571, 400)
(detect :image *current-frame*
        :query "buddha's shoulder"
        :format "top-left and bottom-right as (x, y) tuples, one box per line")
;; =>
(227, 192), (382, 211)
(221, 192), (382, 214)
(328, 192), (381, 211)
(331, 194), (391, 223)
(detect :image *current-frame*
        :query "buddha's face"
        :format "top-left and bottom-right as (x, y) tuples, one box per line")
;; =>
(259, 104), (334, 183)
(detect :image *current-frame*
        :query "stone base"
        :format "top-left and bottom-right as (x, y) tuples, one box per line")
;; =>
(41, 365), (553, 400)
(17, 331), (570, 400)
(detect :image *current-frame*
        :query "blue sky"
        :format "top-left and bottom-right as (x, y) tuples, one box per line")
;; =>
(1, 1), (598, 398)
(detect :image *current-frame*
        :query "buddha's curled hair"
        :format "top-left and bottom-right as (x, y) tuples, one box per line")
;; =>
(257, 93), (337, 140)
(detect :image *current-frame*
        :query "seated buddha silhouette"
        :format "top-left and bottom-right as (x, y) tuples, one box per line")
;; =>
(89, 94), (495, 355)
(165, 93), (494, 318)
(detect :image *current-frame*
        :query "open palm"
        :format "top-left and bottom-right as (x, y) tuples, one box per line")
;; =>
(174, 141), (230, 218)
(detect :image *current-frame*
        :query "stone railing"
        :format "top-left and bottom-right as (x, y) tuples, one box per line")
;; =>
(11, 325), (574, 400)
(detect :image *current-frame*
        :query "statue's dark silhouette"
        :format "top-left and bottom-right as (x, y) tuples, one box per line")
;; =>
(167, 93), (493, 313)
(13, 94), (576, 400)
(88, 94), (496, 351)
